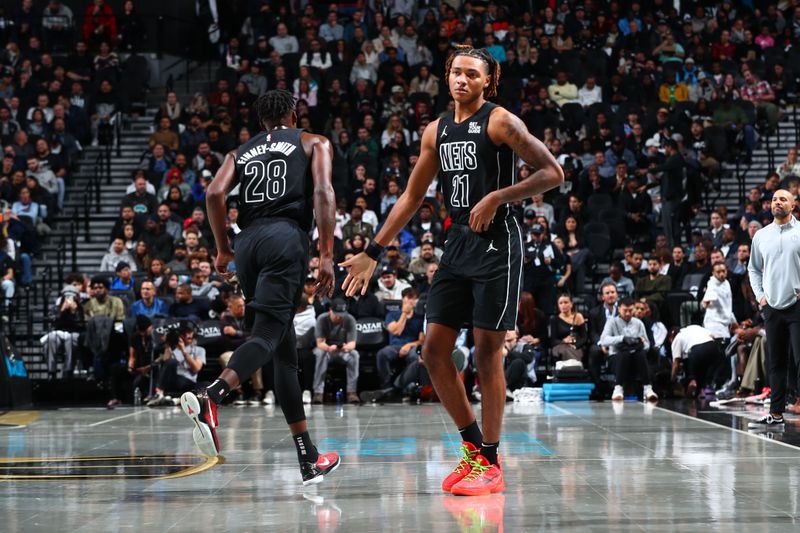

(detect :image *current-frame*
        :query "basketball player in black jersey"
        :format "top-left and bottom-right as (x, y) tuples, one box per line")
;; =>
(180, 90), (340, 485)
(342, 46), (564, 496)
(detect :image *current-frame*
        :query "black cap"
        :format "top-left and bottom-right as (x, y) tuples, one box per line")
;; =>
(305, 274), (316, 283)
(115, 261), (131, 272)
(380, 266), (396, 276)
(135, 314), (152, 332)
(330, 298), (348, 316)
(531, 223), (544, 234)
(524, 206), (536, 218)
(421, 239), (435, 247)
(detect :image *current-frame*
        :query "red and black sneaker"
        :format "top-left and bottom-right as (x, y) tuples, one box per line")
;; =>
(181, 390), (220, 457)
(442, 441), (480, 492)
(450, 454), (505, 496)
(301, 451), (341, 485)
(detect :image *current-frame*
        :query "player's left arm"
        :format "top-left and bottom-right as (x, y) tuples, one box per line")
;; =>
(309, 134), (336, 298)
(206, 150), (238, 275)
(469, 108), (564, 232)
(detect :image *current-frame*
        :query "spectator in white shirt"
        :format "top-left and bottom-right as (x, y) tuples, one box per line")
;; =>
(702, 262), (739, 340)
(776, 147), (800, 179)
(578, 76), (603, 108)
(375, 266), (410, 302)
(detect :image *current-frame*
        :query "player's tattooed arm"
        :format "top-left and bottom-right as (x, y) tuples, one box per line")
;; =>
(490, 109), (564, 198)
(469, 109), (564, 232)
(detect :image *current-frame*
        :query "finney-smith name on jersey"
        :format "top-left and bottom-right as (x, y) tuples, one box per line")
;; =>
(237, 141), (297, 165)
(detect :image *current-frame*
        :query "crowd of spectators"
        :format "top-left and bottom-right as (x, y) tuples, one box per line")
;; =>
(3, 1), (800, 405)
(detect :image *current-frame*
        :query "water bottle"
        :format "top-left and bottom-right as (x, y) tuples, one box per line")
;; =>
(335, 389), (343, 406)
(133, 388), (142, 407)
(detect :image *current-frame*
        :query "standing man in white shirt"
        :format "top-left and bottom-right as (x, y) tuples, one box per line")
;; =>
(748, 189), (800, 429)
(702, 262), (739, 342)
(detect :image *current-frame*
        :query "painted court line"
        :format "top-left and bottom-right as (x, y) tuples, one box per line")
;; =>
(87, 410), (146, 427)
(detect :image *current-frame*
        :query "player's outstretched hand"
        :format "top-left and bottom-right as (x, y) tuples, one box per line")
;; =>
(215, 249), (235, 280)
(316, 256), (335, 299)
(339, 253), (377, 297)
(469, 192), (500, 233)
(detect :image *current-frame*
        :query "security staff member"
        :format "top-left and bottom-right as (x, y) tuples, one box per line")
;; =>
(748, 189), (800, 429)
(523, 223), (563, 315)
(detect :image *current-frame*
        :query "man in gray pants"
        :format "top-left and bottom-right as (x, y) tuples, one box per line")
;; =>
(312, 298), (360, 404)
(748, 189), (800, 429)
(648, 139), (685, 247)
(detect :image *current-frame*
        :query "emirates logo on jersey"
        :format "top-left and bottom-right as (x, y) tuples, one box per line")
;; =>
(468, 122), (481, 134)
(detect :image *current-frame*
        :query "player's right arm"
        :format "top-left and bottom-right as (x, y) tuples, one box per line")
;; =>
(340, 120), (441, 296)
(206, 150), (238, 276)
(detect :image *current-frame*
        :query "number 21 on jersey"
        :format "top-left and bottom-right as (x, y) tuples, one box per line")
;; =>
(243, 159), (287, 203)
(450, 173), (469, 208)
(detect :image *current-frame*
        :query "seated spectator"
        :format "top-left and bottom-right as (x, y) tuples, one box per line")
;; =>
(375, 265), (410, 301)
(634, 256), (672, 307)
(12, 187), (42, 226)
(89, 79), (120, 146)
(740, 70), (779, 133)
(190, 268), (218, 300)
(600, 262), (635, 300)
(376, 287), (424, 389)
(148, 116), (179, 151)
(122, 174), (159, 216)
(42, 276), (84, 379)
(100, 238), (136, 273)
(169, 283), (209, 320)
(599, 297), (658, 402)
(129, 279), (169, 318)
(110, 261), (135, 291)
(549, 294), (588, 362)
(26, 156), (61, 211)
(670, 324), (722, 398)
(578, 76), (602, 108)
(408, 240), (439, 276)
(342, 205), (374, 242)
(727, 243), (750, 275)
(312, 298), (360, 404)
(712, 94), (756, 163)
(84, 275), (126, 320)
(548, 70), (579, 107)
(502, 329), (536, 392)
(147, 323), (206, 405)
(776, 147), (800, 180)
(658, 71), (689, 106)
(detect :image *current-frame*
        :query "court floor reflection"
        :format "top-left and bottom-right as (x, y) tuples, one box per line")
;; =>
(1, 401), (800, 531)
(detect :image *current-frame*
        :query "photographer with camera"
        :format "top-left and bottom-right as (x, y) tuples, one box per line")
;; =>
(147, 323), (206, 406)
(599, 297), (658, 402)
(311, 298), (359, 404)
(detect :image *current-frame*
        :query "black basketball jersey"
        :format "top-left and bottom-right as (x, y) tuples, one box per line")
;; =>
(234, 128), (313, 231)
(435, 101), (517, 226)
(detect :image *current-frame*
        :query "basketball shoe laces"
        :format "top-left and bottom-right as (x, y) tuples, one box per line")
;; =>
(462, 457), (491, 481)
(453, 444), (478, 475)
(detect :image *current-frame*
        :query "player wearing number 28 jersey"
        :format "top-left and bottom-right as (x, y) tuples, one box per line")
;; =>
(341, 46), (564, 496)
(179, 90), (341, 485)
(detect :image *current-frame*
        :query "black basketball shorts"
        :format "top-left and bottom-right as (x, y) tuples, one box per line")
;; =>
(233, 218), (309, 325)
(426, 219), (524, 332)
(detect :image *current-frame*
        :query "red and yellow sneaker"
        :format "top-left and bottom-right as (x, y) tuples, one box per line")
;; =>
(442, 441), (480, 492)
(180, 390), (220, 457)
(450, 454), (505, 496)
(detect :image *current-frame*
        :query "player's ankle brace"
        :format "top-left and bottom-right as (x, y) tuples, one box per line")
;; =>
(206, 379), (231, 405)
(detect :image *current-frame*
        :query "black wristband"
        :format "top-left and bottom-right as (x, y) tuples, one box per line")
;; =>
(365, 241), (384, 261)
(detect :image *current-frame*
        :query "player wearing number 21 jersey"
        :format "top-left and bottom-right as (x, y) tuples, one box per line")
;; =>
(341, 46), (564, 496)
